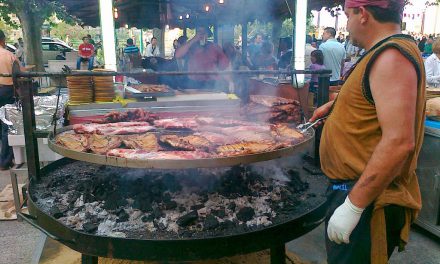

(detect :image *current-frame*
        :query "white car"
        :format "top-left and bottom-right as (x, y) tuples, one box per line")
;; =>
(6, 39), (76, 65)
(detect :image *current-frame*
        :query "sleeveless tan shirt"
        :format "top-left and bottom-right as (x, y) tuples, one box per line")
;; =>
(320, 34), (426, 263)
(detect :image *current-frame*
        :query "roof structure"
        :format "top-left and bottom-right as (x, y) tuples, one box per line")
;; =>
(57, 0), (344, 28)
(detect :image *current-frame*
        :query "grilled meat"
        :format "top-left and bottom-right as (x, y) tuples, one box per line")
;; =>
(154, 118), (199, 130)
(73, 122), (153, 134)
(196, 117), (253, 127)
(193, 132), (236, 145)
(217, 141), (283, 156)
(88, 134), (122, 155)
(122, 133), (160, 151)
(96, 125), (156, 135)
(159, 135), (209, 151)
(103, 109), (158, 123)
(56, 133), (89, 152)
(107, 149), (212, 160)
(232, 131), (275, 142)
(220, 125), (272, 135)
(250, 95), (299, 107)
(271, 124), (304, 141)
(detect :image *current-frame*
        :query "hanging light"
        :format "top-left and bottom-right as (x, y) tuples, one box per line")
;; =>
(219, 0), (224, 4)
(125, 24), (129, 29)
(186, 13), (190, 19)
(179, 15), (183, 20)
(205, 5), (210, 12)
(113, 8), (119, 19)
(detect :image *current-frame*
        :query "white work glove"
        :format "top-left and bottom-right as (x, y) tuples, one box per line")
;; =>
(327, 196), (365, 244)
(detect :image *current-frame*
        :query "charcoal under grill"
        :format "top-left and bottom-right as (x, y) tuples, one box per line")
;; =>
(24, 157), (328, 263)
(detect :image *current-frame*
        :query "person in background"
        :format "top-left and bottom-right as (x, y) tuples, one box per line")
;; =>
(175, 26), (229, 90)
(124, 38), (142, 69)
(418, 36), (427, 53)
(337, 32), (346, 43)
(278, 37), (293, 69)
(171, 39), (179, 58)
(76, 36), (95, 70)
(175, 36), (188, 71)
(247, 33), (264, 69)
(310, 0), (426, 263)
(253, 41), (278, 70)
(319, 27), (346, 86)
(15, 38), (24, 65)
(87, 34), (95, 47)
(424, 37), (434, 56)
(144, 37), (160, 57)
(0, 30), (26, 170)
(425, 38), (440, 87)
(305, 35), (317, 69)
(345, 36), (360, 58)
(308, 50), (326, 97)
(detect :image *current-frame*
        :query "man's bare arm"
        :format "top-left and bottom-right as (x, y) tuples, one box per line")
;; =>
(175, 34), (202, 59)
(349, 48), (418, 208)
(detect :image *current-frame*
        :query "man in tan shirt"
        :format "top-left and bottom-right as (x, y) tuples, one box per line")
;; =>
(0, 30), (20, 170)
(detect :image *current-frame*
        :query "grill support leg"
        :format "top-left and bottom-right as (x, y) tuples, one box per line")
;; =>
(81, 254), (98, 264)
(271, 244), (286, 264)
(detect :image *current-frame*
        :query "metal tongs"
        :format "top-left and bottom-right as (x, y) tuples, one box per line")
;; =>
(296, 117), (328, 133)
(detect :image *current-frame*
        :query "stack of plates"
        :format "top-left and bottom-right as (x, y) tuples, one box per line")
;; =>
(93, 69), (115, 102)
(427, 87), (440, 101)
(67, 73), (93, 104)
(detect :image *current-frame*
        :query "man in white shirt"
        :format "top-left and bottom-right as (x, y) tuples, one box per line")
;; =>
(425, 38), (440, 87)
(319, 27), (346, 85)
(144, 37), (160, 57)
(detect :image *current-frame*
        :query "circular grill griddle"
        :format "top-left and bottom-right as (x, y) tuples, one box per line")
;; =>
(26, 158), (328, 262)
(48, 126), (314, 170)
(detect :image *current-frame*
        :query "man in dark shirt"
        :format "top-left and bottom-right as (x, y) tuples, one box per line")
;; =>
(175, 26), (229, 90)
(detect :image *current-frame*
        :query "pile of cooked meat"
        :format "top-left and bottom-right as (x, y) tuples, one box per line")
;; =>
(55, 96), (306, 160)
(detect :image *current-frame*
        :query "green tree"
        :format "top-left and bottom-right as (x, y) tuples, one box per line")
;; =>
(0, 0), (75, 71)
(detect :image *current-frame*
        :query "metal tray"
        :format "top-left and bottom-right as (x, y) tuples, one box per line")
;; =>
(48, 126), (314, 169)
(125, 85), (175, 98)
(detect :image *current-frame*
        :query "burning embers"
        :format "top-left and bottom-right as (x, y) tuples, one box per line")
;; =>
(32, 161), (319, 239)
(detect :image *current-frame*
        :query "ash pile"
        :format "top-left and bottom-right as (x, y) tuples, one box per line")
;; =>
(32, 161), (325, 239)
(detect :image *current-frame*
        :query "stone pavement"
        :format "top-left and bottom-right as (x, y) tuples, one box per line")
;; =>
(0, 168), (439, 264)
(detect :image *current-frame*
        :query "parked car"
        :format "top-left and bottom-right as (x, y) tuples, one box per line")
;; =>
(41, 41), (76, 65)
(6, 39), (76, 66)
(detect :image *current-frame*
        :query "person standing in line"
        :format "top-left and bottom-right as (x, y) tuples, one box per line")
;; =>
(15, 38), (25, 66)
(144, 37), (161, 57)
(319, 27), (346, 86)
(425, 38), (440, 87)
(305, 35), (317, 69)
(309, 0), (426, 263)
(76, 36), (95, 71)
(0, 30), (26, 170)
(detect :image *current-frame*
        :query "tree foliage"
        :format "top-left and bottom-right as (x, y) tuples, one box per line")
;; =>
(0, 0), (76, 71)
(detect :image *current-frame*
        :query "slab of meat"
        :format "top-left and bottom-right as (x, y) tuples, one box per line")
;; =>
(154, 118), (199, 130)
(88, 134), (122, 155)
(73, 122), (152, 134)
(196, 117), (253, 127)
(122, 134), (160, 151)
(107, 149), (212, 160)
(216, 141), (284, 157)
(193, 132), (236, 145)
(96, 125), (156, 135)
(103, 109), (158, 123)
(220, 125), (272, 135)
(231, 131), (275, 142)
(160, 135), (211, 151)
(250, 95), (299, 107)
(271, 124), (304, 141)
(56, 133), (89, 152)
